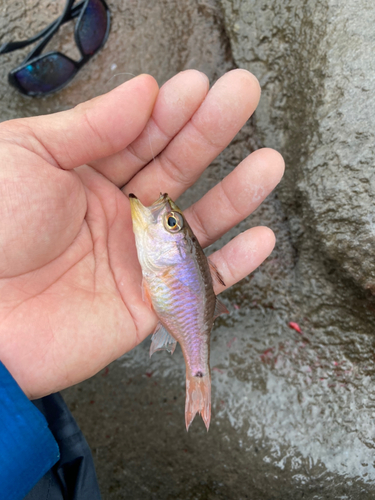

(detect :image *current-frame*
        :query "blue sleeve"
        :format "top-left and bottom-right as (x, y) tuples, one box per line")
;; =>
(0, 361), (60, 500)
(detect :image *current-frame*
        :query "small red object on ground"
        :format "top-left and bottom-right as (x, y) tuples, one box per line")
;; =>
(288, 321), (302, 334)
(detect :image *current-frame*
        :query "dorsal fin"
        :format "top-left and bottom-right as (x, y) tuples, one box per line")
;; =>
(208, 259), (226, 287)
(213, 298), (229, 320)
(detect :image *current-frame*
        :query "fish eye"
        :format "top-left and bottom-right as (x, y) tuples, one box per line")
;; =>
(168, 216), (177, 227)
(164, 211), (183, 232)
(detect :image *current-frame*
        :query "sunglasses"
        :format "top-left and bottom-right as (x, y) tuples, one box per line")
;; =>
(0, 0), (110, 97)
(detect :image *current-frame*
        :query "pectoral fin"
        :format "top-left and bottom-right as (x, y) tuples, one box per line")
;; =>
(214, 298), (229, 320)
(141, 278), (153, 310)
(150, 323), (177, 357)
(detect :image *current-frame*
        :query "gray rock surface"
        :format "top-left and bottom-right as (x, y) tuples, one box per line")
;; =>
(221, 0), (375, 291)
(219, 0), (375, 495)
(1, 0), (375, 498)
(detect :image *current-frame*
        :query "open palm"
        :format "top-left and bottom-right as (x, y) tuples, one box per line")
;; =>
(0, 70), (284, 399)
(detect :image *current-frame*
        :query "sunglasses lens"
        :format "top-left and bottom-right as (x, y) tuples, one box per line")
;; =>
(77, 0), (108, 56)
(14, 53), (76, 95)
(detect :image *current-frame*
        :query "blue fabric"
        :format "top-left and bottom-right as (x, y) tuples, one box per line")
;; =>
(25, 393), (102, 499)
(0, 361), (60, 500)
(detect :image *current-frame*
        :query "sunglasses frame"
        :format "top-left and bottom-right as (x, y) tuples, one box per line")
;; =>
(1, 0), (110, 97)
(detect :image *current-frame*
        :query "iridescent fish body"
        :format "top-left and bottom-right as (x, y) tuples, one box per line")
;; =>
(129, 193), (228, 430)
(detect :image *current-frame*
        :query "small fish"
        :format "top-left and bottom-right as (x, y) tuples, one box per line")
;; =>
(129, 193), (228, 430)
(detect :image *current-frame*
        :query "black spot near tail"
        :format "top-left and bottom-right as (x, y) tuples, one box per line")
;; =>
(195, 371), (204, 378)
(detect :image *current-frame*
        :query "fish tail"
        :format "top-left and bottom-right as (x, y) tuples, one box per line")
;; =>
(185, 372), (211, 431)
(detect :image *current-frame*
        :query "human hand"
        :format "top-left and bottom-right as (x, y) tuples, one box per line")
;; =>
(0, 70), (284, 399)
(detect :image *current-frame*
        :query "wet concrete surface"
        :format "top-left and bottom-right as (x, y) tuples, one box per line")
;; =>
(2, 0), (375, 498)
(62, 124), (375, 498)
(0, 0), (232, 118)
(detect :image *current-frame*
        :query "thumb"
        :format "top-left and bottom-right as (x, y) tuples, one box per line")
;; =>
(24, 74), (159, 170)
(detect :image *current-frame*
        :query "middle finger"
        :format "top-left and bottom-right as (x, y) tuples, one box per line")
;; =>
(123, 69), (261, 205)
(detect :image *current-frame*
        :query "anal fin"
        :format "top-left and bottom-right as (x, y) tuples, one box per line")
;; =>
(150, 323), (177, 357)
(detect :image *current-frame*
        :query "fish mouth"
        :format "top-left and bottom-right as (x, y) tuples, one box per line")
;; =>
(129, 193), (151, 230)
(151, 193), (168, 205)
(129, 193), (171, 230)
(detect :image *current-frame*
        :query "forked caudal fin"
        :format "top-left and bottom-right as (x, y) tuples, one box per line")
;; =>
(185, 372), (211, 431)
